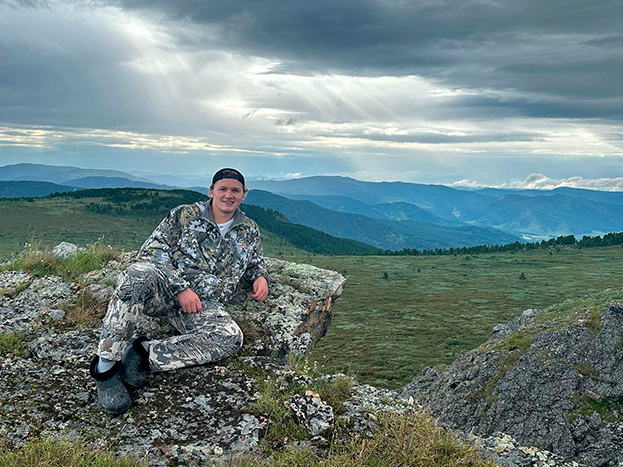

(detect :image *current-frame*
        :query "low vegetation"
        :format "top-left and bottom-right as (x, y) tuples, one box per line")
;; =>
(61, 287), (107, 329)
(0, 332), (26, 357)
(0, 438), (143, 467)
(303, 247), (623, 388)
(230, 411), (496, 466)
(0, 409), (495, 467)
(1, 241), (119, 281)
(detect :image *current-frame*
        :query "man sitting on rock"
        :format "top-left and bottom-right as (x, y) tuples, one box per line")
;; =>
(90, 168), (269, 415)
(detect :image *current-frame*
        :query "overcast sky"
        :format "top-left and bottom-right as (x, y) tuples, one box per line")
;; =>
(1, 0), (623, 188)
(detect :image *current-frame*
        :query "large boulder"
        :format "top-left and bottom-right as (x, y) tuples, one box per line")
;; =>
(402, 289), (623, 467)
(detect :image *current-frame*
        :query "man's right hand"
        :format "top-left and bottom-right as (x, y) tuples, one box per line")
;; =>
(177, 288), (202, 314)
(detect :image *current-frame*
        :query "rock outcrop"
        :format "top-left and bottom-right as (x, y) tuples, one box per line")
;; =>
(0, 249), (360, 465)
(402, 289), (623, 467)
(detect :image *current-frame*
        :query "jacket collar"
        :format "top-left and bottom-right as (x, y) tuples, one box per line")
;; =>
(201, 200), (246, 227)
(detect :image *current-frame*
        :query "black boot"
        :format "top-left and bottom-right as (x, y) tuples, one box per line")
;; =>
(120, 336), (151, 388)
(89, 356), (131, 415)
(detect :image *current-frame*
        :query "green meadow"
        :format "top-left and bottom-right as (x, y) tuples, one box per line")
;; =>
(288, 246), (623, 388)
(2, 194), (623, 389)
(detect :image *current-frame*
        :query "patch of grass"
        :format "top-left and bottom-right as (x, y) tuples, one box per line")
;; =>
(229, 411), (495, 466)
(0, 438), (144, 467)
(0, 332), (26, 357)
(486, 331), (533, 354)
(567, 396), (623, 423)
(575, 362), (598, 379)
(0, 279), (32, 299)
(472, 331), (533, 402)
(308, 375), (354, 415)
(61, 287), (106, 328)
(250, 376), (311, 449)
(1, 242), (119, 282)
(3, 249), (60, 277)
(586, 308), (602, 336)
(101, 277), (117, 287)
(287, 355), (326, 379)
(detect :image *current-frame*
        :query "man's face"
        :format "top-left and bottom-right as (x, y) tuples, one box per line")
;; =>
(209, 178), (245, 219)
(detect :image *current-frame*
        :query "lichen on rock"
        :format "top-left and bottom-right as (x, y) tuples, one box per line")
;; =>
(402, 289), (623, 467)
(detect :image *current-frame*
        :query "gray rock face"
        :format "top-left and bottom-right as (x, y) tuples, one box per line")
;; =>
(402, 294), (623, 467)
(0, 253), (370, 465)
(285, 391), (335, 436)
(50, 242), (78, 258)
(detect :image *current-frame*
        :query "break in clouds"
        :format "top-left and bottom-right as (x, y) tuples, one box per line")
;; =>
(1, 0), (623, 186)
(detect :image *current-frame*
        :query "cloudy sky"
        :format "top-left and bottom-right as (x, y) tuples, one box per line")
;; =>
(1, 0), (623, 188)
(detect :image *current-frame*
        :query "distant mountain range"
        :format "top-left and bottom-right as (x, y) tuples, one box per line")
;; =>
(244, 190), (518, 250)
(248, 176), (623, 241)
(0, 163), (154, 184)
(2, 163), (623, 248)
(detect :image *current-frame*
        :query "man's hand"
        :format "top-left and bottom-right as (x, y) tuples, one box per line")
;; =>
(177, 288), (202, 313)
(251, 276), (268, 301)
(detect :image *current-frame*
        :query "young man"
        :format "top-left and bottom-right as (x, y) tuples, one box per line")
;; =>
(90, 168), (268, 414)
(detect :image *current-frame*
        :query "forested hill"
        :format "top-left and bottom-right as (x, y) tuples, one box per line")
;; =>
(0, 180), (76, 197)
(1, 188), (380, 256)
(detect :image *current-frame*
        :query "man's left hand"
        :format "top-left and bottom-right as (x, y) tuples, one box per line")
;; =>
(251, 276), (268, 301)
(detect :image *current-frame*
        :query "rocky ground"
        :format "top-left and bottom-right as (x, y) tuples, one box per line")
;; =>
(0, 248), (408, 465)
(0, 244), (604, 466)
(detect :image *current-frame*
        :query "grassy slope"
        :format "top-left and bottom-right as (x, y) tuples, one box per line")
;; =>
(289, 245), (623, 388)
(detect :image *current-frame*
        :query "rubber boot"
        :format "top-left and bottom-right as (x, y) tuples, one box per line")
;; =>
(89, 356), (131, 415)
(120, 336), (151, 388)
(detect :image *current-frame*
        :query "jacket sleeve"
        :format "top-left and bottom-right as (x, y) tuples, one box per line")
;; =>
(138, 206), (191, 295)
(243, 229), (269, 287)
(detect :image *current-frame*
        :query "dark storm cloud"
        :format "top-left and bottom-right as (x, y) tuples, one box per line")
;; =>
(83, 0), (623, 126)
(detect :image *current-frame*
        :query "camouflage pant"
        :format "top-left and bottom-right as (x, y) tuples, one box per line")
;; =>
(97, 262), (243, 372)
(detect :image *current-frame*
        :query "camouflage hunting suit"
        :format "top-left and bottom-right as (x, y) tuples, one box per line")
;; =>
(97, 201), (268, 371)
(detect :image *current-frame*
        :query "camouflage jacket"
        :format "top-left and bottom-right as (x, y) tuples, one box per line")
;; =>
(138, 200), (268, 303)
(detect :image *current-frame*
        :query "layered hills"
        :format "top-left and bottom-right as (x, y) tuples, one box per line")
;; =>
(3, 163), (623, 249)
(243, 190), (519, 250)
(249, 176), (623, 241)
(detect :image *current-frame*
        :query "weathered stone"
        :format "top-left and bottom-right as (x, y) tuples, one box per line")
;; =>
(403, 297), (623, 466)
(285, 391), (334, 436)
(51, 242), (78, 258)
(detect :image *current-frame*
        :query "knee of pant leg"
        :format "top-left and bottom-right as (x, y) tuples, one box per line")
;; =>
(116, 262), (163, 301)
(125, 262), (161, 281)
